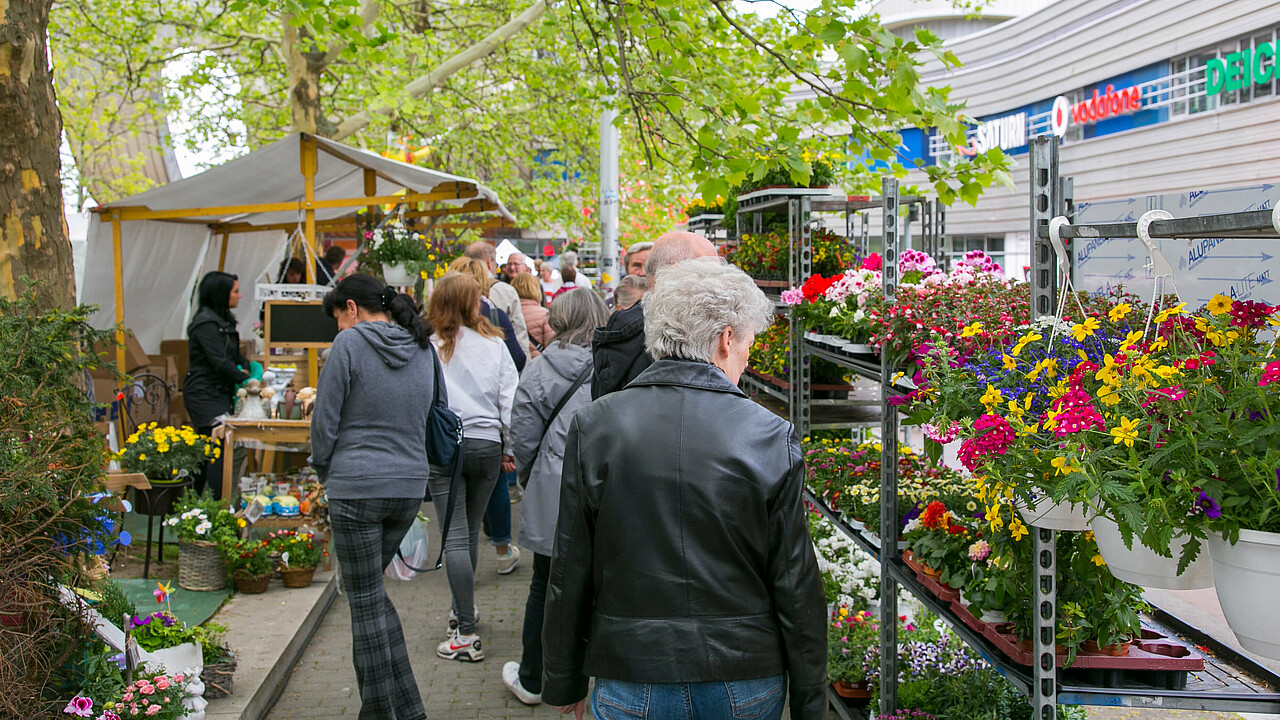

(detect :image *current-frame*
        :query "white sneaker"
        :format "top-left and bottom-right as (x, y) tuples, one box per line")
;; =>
(447, 606), (480, 633)
(497, 546), (522, 575)
(502, 661), (542, 705)
(437, 629), (484, 662)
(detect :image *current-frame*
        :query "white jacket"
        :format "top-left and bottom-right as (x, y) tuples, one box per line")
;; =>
(432, 327), (519, 447)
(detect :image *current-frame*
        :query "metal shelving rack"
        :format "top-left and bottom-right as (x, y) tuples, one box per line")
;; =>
(801, 140), (1280, 719)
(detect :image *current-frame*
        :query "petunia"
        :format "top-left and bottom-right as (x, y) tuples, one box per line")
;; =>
(1196, 490), (1222, 519)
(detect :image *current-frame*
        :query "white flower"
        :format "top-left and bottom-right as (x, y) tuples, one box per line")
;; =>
(165, 518), (179, 527)
(195, 520), (212, 535)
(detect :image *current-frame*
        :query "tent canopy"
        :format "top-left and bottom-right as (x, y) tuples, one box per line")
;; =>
(82, 132), (516, 354)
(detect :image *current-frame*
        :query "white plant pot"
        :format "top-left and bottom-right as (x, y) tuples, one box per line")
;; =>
(1016, 497), (1090, 531)
(1091, 517), (1214, 590)
(980, 608), (1008, 624)
(382, 262), (414, 287)
(842, 342), (874, 355)
(1208, 529), (1280, 660)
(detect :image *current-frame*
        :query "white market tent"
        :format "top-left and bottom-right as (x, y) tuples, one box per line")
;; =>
(82, 132), (516, 367)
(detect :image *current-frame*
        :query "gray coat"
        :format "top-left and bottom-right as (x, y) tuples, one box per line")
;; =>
(510, 342), (593, 556)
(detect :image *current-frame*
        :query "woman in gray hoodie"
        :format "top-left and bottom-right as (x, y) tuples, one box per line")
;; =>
(311, 274), (434, 720)
(500, 288), (609, 706)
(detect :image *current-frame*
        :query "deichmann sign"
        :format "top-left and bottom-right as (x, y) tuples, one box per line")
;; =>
(1205, 41), (1276, 95)
(1050, 84), (1143, 137)
(957, 111), (1028, 155)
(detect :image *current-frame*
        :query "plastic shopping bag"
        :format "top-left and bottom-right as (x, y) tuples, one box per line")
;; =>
(385, 514), (431, 581)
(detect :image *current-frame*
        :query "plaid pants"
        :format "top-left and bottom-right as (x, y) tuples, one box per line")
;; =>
(330, 497), (425, 720)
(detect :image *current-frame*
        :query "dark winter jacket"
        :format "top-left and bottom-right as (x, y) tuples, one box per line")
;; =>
(542, 358), (829, 720)
(483, 297), (527, 372)
(589, 300), (649, 399)
(182, 307), (250, 428)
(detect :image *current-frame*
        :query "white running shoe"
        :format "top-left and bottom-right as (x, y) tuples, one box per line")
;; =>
(502, 661), (542, 705)
(437, 630), (484, 662)
(447, 606), (480, 633)
(497, 546), (522, 575)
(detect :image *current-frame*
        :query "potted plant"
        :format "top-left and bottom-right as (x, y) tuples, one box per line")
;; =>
(1053, 295), (1280, 655)
(165, 491), (238, 591)
(828, 606), (878, 699)
(268, 529), (323, 588)
(902, 501), (976, 599)
(115, 423), (217, 515)
(363, 225), (446, 286)
(222, 538), (273, 594)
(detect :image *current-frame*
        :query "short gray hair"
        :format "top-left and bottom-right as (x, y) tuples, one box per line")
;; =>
(559, 251), (579, 269)
(623, 241), (654, 270)
(465, 241), (496, 263)
(643, 260), (774, 362)
(548, 288), (610, 347)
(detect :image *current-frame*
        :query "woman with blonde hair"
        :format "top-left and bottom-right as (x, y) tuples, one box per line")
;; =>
(510, 273), (553, 357)
(449, 256), (526, 372)
(427, 272), (519, 662)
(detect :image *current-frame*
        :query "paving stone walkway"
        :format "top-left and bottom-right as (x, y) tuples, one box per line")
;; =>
(268, 501), (1252, 720)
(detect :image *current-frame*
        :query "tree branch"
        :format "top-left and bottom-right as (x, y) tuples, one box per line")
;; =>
(331, 0), (547, 140)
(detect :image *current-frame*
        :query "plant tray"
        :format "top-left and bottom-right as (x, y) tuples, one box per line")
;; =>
(743, 367), (856, 393)
(753, 278), (790, 288)
(900, 550), (959, 602)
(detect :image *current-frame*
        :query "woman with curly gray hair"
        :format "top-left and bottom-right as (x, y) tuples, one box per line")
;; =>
(542, 259), (829, 720)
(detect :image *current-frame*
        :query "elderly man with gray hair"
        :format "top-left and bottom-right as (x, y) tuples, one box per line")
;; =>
(590, 231), (718, 399)
(558, 251), (592, 288)
(543, 259), (829, 720)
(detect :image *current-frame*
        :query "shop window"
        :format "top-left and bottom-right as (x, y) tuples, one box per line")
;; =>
(948, 235), (1005, 270)
(1171, 26), (1280, 118)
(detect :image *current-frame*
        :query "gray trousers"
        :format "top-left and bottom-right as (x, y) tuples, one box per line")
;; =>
(428, 437), (503, 635)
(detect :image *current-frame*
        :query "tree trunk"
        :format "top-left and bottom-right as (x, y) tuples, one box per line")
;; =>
(283, 21), (330, 135)
(0, 0), (74, 310)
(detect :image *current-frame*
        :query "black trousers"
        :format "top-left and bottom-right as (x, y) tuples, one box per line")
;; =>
(195, 424), (223, 500)
(519, 552), (553, 693)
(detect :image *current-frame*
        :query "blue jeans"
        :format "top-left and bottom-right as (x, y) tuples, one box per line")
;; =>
(590, 675), (786, 720)
(483, 470), (515, 546)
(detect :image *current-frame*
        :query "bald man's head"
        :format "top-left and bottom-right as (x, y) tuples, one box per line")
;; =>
(645, 232), (719, 289)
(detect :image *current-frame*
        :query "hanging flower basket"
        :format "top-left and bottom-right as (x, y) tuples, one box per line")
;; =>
(1015, 496), (1089, 532)
(1208, 529), (1280, 660)
(1091, 516), (1213, 590)
(382, 262), (414, 287)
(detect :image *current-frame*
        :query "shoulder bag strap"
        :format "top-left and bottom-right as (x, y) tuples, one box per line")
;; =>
(520, 361), (592, 488)
(399, 344), (463, 574)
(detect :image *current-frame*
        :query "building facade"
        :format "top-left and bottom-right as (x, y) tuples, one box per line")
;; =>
(884, 0), (1280, 283)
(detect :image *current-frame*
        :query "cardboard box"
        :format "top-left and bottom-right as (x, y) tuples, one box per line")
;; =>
(160, 339), (190, 383)
(89, 370), (120, 422)
(144, 354), (179, 388)
(94, 329), (149, 373)
(171, 391), (190, 426)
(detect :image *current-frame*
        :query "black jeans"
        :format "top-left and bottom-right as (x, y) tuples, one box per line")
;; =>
(519, 552), (553, 693)
(195, 424), (223, 500)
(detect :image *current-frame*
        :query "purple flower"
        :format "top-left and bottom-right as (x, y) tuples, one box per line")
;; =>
(62, 696), (93, 717)
(1275, 468), (1279, 493)
(1197, 490), (1222, 519)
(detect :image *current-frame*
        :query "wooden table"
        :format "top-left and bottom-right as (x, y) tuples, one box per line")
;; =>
(218, 418), (312, 505)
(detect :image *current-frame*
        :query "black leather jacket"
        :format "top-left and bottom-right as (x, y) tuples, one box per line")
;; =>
(543, 358), (828, 719)
(590, 300), (651, 399)
(182, 307), (250, 428)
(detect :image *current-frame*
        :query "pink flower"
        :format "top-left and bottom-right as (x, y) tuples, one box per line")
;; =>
(155, 680), (170, 691)
(860, 253), (883, 271)
(101, 712), (121, 720)
(139, 685), (154, 696)
(1260, 360), (1280, 387)
(62, 696), (93, 717)
(145, 705), (161, 716)
(121, 692), (134, 703)
(780, 288), (805, 306)
(173, 675), (185, 683)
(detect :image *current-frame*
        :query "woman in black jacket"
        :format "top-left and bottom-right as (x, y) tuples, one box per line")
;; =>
(543, 259), (828, 720)
(182, 271), (250, 499)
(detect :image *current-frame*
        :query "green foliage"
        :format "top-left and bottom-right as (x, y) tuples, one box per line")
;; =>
(165, 490), (240, 546)
(222, 538), (273, 578)
(267, 529), (323, 569)
(94, 578), (140, 630)
(0, 290), (116, 717)
(77, 641), (129, 707)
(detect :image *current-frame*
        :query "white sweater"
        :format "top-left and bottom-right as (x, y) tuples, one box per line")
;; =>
(432, 327), (518, 447)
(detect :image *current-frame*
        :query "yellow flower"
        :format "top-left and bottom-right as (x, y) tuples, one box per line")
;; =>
(1152, 365), (1180, 380)
(1096, 385), (1121, 406)
(980, 384), (1003, 407)
(960, 322), (984, 338)
(1011, 332), (1042, 357)
(1110, 416), (1140, 447)
(1006, 399), (1024, 417)
(1001, 354), (1017, 371)
(1070, 317), (1101, 342)
(1050, 456), (1078, 476)
(419, 270), (430, 280)
(1149, 336), (1169, 351)
(1153, 303), (1187, 324)
(1120, 330), (1144, 349)
(1091, 553), (1107, 567)
(1009, 518), (1029, 541)
(238, 518), (247, 528)
(1207, 294), (1233, 316)
(138, 454), (147, 461)
(1108, 303), (1132, 322)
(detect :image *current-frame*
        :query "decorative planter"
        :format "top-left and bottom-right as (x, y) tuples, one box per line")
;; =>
(832, 680), (871, 699)
(1091, 517), (1213, 590)
(233, 573), (271, 594)
(133, 477), (194, 516)
(1016, 496), (1089, 531)
(280, 566), (316, 588)
(382, 262), (414, 286)
(178, 540), (227, 591)
(1082, 639), (1132, 656)
(1208, 529), (1280, 659)
(201, 656), (238, 698)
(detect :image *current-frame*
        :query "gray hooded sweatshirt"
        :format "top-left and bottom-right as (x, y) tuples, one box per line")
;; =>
(309, 321), (435, 500)
(510, 342), (593, 556)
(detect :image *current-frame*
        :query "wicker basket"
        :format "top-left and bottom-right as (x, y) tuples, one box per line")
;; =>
(280, 566), (316, 588)
(201, 656), (237, 698)
(178, 540), (227, 591)
(234, 573), (270, 594)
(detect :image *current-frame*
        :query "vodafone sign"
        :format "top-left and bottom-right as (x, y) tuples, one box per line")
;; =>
(1050, 84), (1144, 137)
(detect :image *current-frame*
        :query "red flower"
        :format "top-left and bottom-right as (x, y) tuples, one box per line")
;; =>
(861, 254), (883, 271)
(920, 501), (949, 529)
(800, 273), (838, 303)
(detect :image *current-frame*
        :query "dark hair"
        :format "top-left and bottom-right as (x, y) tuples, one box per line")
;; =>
(197, 271), (239, 321)
(277, 257), (305, 283)
(324, 245), (347, 267)
(323, 273), (432, 349)
(560, 266), (577, 284)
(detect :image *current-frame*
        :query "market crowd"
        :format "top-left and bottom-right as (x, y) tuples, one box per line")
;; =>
(193, 232), (827, 720)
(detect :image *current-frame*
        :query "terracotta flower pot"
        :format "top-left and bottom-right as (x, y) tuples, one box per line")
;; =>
(234, 573), (270, 594)
(280, 566), (316, 588)
(1082, 639), (1132, 656)
(832, 680), (871, 699)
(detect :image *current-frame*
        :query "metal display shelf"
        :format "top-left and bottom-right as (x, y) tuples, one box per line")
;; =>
(805, 489), (1280, 713)
(1034, 207), (1280, 241)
